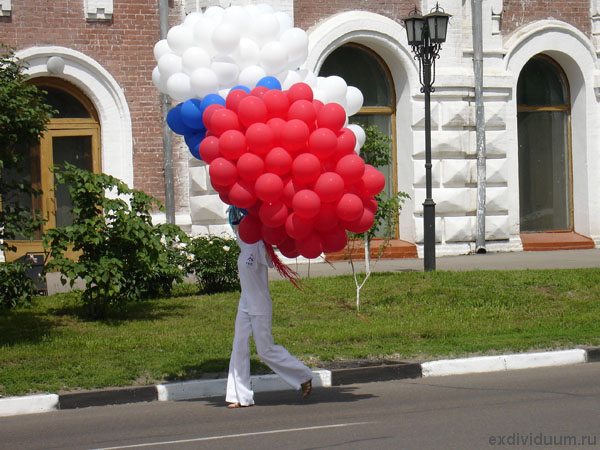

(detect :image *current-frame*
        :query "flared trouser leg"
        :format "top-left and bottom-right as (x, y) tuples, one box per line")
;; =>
(226, 309), (255, 406)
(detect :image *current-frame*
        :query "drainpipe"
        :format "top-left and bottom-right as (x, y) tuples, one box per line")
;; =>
(472, 0), (487, 253)
(159, 0), (175, 224)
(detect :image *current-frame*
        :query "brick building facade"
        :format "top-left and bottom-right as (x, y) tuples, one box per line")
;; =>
(2, 0), (599, 262)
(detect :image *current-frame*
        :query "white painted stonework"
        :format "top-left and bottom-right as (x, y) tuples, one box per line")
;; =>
(0, 0), (11, 16)
(84, 0), (113, 20)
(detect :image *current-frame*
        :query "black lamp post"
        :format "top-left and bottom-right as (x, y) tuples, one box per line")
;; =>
(403, 3), (451, 272)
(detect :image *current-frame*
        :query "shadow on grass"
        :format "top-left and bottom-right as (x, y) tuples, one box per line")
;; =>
(163, 358), (273, 382)
(0, 310), (58, 346)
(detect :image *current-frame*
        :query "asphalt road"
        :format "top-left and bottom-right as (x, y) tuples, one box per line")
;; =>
(2, 364), (599, 450)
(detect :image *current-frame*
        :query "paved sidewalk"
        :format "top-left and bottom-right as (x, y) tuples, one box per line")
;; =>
(7, 248), (600, 417)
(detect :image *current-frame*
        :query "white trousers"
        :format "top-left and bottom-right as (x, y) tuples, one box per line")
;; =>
(226, 308), (313, 406)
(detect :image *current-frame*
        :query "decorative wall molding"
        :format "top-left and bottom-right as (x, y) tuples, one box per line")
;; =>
(85, 0), (113, 21)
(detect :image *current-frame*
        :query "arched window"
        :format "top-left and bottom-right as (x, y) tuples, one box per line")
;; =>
(319, 44), (396, 235)
(4, 78), (101, 260)
(517, 55), (572, 232)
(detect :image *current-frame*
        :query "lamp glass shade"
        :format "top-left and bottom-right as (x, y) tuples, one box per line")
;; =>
(404, 15), (425, 46)
(426, 12), (450, 43)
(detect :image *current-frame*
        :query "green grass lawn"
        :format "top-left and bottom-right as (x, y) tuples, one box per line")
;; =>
(1, 268), (600, 397)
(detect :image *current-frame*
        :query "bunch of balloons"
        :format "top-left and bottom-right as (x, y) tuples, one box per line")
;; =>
(170, 80), (385, 258)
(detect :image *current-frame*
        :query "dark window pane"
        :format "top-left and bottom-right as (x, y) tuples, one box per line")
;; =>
(40, 86), (91, 118)
(517, 56), (568, 107)
(518, 111), (570, 231)
(319, 45), (392, 107)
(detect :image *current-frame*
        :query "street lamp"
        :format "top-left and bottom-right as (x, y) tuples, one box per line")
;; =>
(403, 3), (451, 272)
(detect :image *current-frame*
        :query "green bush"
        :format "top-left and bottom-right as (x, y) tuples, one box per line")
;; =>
(0, 259), (37, 309)
(187, 235), (240, 294)
(43, 163), (190, 319)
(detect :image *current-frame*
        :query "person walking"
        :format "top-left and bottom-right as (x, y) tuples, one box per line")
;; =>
(226, 208), (313, 408)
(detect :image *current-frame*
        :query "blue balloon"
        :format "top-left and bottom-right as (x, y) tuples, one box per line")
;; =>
(185, 129), (206, 160)
(166, 104), (195, 136)
(200, 93), (226, 110)
(230, 85), (251, 94)
(256, 76), (281, 90)
(180, 99), (205, 130)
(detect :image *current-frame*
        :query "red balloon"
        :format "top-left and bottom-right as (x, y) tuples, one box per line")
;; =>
(228, 180), (257, 209)
(296, 231), (322, 259)
(247, 201), (262, 217)
(317, 102), (346, 132)
(287, 99), (317, 129)
(198, 135), (220, 163)
(336, 128), (357, 158)
(313, 202), (339, 232)
(211, 178), (230, 194)
(210, 109), (242, 136)
(254, 173), (284, 203)
(358, 167), (386, 197)
(336, 193), (363, 222)
(285, 212), (314, 240)
(226, 88), (249, 112)
(277, 237), (300, 258)
(237, 96), (268, 128)
(219, 191), (232, 205)
(250, 86), (269, 98)
(363, 196), (378, 214)
(261, 224), (288, 246)
(287, 82), (313, 103)
(336, 154), (365, 185)
(312, 99), (324, 114)
(292, 189), (321, 219)
(263, 89), (290, 119)
(281, 178), (306, 207)
(237, 152), (265, 181)
(281, 119), (310, 153)
(209, 157), (238, 186)
(202, 104), (225, 131)
(313, 172), (344, 203)
(308, 128), (337, 160)
(343, 207), (375, 234)
(265, 146), (292, 176)
(292, 153), (321, 184)
(245, 123), (274, 155)
(321, 226), (348, 253)
(321, 159), (337, 172)
(259, 200), (288, 228)
(267, 117), (286, 146)
(238, 214), (262, 244)
(219, 129), (247, 160)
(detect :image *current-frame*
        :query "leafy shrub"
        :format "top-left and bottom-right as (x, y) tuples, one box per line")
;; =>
(43, 163), (190, 319)
(0, 260), (37, 309)
(187, 235), (240, 294)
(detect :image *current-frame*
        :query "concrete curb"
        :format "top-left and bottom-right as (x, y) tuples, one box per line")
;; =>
(1, 347), (598, 417)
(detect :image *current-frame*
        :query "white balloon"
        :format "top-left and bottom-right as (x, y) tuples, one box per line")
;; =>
(167, 25), (194, 56)
(233, 37), (260, 69)
(260, 41), (289, 75)
(238, 65), (267, 89)
(222, 5), (249, 35)
(204, 6), (224, 22)
(190, 67), (219, 98)
(244, 4), (260, 18)
(325, 75), (348, 104)
(212, 56), (240, 88)
(312, 87), (329, 104)
(153, 39), (172, 63)
(275, 12), (293, 36)
(250, 12), (280, 47)
(158, 53), (183, 79)
(288, 49), (308, 69)
(347, 124), (366, 151)
(193, 17), (216, 56)
(182, 47), (211, 74)
(256, 3), (275, 14)
(152, 66), (168, 93)
(167, 72), (192, 102)
(183, 11), (203, 29)
(279, 70), (303, 90)
(345, 86), (364, 116)
(219, 88), (231, 98)
(212, 23), (241, 55)
(301, 69), (318, 88)
(280, 28), (308, 58)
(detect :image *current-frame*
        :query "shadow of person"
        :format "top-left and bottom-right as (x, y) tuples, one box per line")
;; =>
(200, 386), (377, 408)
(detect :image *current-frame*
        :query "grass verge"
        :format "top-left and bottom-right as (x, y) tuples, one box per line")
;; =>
(1, 268), (600, 396)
